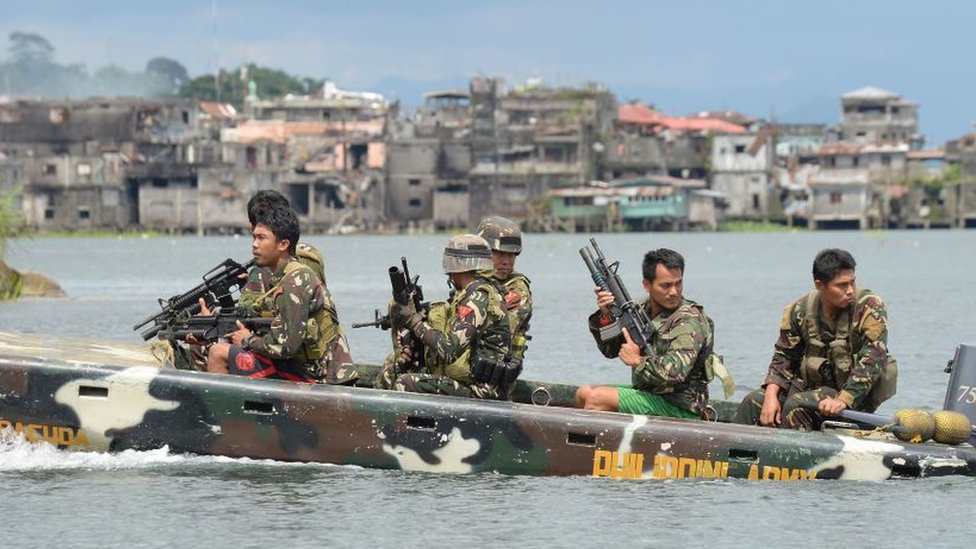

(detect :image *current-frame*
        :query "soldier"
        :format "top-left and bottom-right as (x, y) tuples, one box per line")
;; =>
(575, 248), (714, 419)
(731, 248), (897, 430)
(240, 190), (326, 307)
(476, 216), (532, 377)
(237, 190), (354, 383)
(205, 206), (350, 382)
(389, 234), (515, 400)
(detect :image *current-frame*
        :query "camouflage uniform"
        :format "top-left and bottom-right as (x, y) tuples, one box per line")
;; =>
(391, 234), (514, 400)
(732, 288), (896, 430)
(500, 273), (532, 361)
(240, 256), (354, 383)
(240, 242), (327, 314)
(477, 215), (532, 387)
(588, 298), (714, 417)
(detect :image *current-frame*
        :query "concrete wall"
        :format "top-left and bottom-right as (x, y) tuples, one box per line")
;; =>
(711, 172), (769, 220)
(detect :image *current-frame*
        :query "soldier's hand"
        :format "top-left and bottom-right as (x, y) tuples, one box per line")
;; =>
(228, 320), (251, 346)
(398, 343), (414, 363)
(618, 328), (643, 367)
(818, 397), (847, 417)
(594, 287), (615, 316)
(759, 398), (781, 427)
(394, 298), (423, 332)
(198, 297), (213, 316)
(504, 290), (521, 311)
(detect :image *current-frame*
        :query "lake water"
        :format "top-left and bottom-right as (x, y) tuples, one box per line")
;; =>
(1, 230), (975, 548)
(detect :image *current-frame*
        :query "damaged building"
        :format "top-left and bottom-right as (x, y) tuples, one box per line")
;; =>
(0, 97), (201, 232)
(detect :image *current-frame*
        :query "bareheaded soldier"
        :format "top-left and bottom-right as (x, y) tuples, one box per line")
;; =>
(206, 206), (351, 383)
(576, 248), (716, 419)
(391, 234), (516, 399)
(237, 190), (355, 384)
(732, 248), (897, 430)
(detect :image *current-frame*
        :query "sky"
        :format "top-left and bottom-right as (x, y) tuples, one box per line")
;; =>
(2, 0), (975, 144)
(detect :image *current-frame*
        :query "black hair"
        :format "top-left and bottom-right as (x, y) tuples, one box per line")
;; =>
(247, 190), (290, 227)
(254, 205), (300, 255)
(812, 248), (856, 283)
(642, 248), (685, 281)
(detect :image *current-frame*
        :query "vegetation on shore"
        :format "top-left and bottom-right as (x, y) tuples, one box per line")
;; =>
(717, 220), (794, 233)
(0, 188), (27, 300)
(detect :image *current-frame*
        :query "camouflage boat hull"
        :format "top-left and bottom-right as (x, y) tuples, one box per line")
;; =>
(1, 331), (975, 480)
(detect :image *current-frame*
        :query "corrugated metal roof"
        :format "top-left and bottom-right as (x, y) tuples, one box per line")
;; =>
(199, 101), (237, 118)
(617, 104), (745, 134)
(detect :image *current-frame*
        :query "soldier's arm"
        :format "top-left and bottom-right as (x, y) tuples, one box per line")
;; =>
(245, 269), (313, 359)
(839, 294), (889, 408)
(632, 312), (706, 390)
(419, 290), (485, 364)
(509, 278), (533, 331)
(763, 301), (805, 391)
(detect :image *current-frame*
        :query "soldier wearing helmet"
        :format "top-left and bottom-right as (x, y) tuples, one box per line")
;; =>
(390, 234), (516, 399)
(477, 216), (532, 380)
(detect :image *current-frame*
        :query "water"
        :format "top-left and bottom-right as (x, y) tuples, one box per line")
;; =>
(1, 231), (975, 548)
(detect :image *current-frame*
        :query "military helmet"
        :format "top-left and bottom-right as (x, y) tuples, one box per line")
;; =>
(476, 216), (522, 254)
(442, 234), (494, 273)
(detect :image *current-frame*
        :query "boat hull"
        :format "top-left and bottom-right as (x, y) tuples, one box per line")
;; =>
(1, 331), (975, 480)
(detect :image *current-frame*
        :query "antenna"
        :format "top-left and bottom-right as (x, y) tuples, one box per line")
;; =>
(212, 0), (220, 102)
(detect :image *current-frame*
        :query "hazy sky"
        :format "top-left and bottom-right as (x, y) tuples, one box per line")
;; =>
(3, 0), (974, 144)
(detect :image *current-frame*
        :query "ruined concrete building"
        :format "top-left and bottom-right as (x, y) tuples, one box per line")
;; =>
(386, 89), (472, 229)
(467, 78), (617, 224)
(0, 97), (202, 232)
(838, 87), (921, 147)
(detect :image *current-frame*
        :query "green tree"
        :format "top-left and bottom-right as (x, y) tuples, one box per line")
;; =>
(178, 63), (323, 109)
(146, 56), (189, 93)
(8, 31), (54, 64)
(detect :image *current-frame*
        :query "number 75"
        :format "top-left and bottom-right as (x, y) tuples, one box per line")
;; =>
(957, 385), (976, 405)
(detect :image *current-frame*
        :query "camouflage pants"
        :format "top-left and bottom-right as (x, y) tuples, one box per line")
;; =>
(172, 341), (209, 371)
(732, 386), (840, 430)
(394, 373), (502, 400)
(320, 334), (358, 385)
(373, 352), (400, 390)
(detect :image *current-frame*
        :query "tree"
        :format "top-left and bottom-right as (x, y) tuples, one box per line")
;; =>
(146, 57), (189, 93)
(8, 31), (54, 64)
(178, 63), (322, 109)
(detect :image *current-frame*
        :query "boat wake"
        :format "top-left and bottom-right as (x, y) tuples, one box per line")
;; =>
(0, 431), (348, 472)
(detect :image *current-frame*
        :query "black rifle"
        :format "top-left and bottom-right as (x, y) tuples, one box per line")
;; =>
(580, 238), (653, 354)
(134, 258), (254, 341)
(353, 257), (427, 329)
(154, 307), (273, 342)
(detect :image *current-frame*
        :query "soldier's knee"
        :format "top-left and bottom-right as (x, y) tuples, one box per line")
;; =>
(575, 384), (594, 407)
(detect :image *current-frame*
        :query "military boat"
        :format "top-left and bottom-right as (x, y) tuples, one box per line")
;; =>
(1, 330), (975, 481)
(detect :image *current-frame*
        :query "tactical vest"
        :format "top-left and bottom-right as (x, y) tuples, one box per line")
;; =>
(799, 289), (897, 412)
(502, 272), (531, 360)
(252, 259), (341, 363)
(240, 242), (325, 313)
(295, 242), (326, 284)
(425, 277), (510, 383)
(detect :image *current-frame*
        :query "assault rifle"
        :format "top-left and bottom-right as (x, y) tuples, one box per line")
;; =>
(154, 307), (273, 342)
(579, 238), (653, 355)
(133, 258), (254, 341)
(352, 257), (427, 329)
